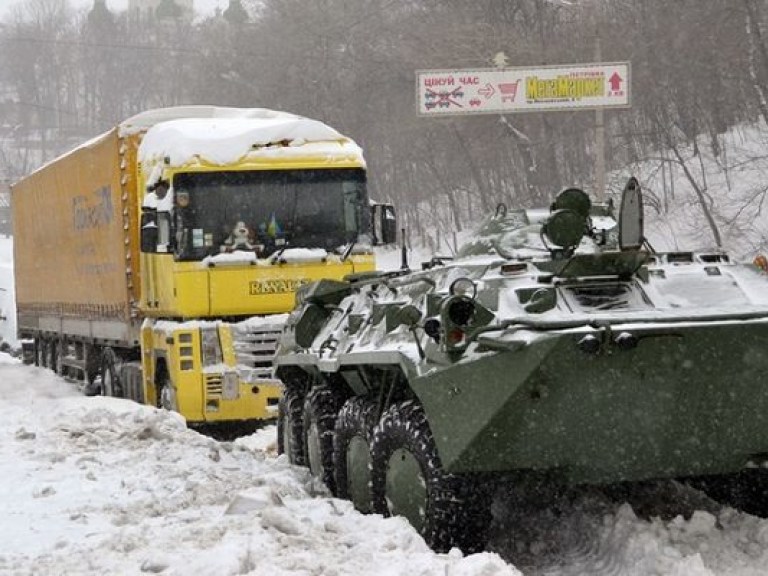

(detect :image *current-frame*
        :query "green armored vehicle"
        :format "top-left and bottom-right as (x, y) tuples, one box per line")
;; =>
(274, 178), (768, 552)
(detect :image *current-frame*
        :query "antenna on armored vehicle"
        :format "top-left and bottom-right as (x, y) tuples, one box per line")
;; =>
(400, 227), (410, 271)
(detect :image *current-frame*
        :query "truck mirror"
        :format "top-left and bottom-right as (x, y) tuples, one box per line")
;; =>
(140, 211), (158, 253)
(372, 203), (397, 245)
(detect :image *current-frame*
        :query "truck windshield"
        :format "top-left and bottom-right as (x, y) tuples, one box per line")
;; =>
(171, 168), (367, 260)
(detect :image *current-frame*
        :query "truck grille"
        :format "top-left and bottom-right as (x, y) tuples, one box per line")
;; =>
(232, 319), (285, 380)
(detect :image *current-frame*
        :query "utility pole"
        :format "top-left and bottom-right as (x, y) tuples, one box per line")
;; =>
(595, 32), (605, 203)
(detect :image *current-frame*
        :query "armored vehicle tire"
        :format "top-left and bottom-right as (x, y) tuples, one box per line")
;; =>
(333, 396), (378, 513)
(303, 385), (342, 495)
(277, 388), (306, 466)
(100, 347), (124, 398)
(370, 400), (490, 553)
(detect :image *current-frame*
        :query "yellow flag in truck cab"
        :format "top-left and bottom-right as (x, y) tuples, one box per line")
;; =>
(267, 212), (282, 238)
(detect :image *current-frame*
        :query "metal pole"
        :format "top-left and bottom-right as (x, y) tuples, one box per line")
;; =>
(595, 33), (605, 203)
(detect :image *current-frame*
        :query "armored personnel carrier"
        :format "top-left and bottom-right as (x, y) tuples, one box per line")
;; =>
(274, 177), (768, 552)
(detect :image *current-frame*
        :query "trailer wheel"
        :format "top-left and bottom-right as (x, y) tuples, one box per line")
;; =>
(277, 387), (306, 466)
(35, 338), (47, 368)
(370, 400), (491, 553)
(85, 345), (101, 391)
(100, 347), (124, 398)
(303, 385), (343, 495)
(49, 340), (60, 375)
(333, 396), (378, 513)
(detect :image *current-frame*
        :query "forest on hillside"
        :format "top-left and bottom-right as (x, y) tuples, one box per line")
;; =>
(2, 0), (768, 251)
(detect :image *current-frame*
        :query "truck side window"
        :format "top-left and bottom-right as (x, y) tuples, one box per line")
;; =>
(156, 212), (172, 253)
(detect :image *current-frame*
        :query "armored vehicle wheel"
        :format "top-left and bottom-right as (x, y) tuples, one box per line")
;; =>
(370, 400), (490, 553)
(277, 388), (306, 466)
(333, 396), (378, 513)
(303, 385), (342, 495)
(100, 347), (124, 398)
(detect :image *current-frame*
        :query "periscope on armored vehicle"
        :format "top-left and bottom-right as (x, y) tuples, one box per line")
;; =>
(274, 177), (768, 553)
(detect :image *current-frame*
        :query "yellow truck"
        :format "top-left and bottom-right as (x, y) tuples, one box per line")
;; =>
(12, 106), (395, 432)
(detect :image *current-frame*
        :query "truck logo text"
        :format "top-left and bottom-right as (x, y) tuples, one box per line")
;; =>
(73, 186), (113, 231)
(249, 278), (309, 295)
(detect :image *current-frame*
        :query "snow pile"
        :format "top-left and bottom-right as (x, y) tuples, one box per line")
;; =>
(4, 353), (768, 574)
(0, 355), (516, 576)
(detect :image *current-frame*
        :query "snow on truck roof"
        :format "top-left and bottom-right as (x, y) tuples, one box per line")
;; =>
(14, 106), (364, 185)
(122, 105), (364, 169)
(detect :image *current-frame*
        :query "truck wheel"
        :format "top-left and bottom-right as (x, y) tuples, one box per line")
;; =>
(303, 385), (342, 495)
(277, 388), (306, 466)
(156, 372), (178, 412)
(100, 347), (124, 398)
(333, 396), (378, 513)
(370, 400), (490, 553)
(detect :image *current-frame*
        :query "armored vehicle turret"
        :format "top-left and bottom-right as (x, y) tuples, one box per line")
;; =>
(274, 178), (768, 553)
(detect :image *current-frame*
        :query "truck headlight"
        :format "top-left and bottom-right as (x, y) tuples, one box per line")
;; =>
(222, 371), (239, 400)
(201, 326), (223, 366)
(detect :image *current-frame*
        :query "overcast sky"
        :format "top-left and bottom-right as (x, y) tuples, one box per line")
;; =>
(0, 0), (226, 19)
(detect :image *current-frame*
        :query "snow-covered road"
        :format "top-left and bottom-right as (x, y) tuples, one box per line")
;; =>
(2, 354), (768, 575)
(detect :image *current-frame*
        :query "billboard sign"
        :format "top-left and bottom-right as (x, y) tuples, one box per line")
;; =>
(417, 62), (630, 116)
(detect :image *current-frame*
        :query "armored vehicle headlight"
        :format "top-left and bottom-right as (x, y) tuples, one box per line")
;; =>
(614, 332), (638, 351)
(577, 334), (600, 355)
(449, 277), (476, 298)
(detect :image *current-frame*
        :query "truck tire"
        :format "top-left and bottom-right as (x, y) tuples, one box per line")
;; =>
(277, 387), (306, 465)
(100, 347), (124, 398)
(370, 400), (490, 553)
(156, 371), (178, 412)
(333, 396), (378, 513)
(302, 385), (342, 495)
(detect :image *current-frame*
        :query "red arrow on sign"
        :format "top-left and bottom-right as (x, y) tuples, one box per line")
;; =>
(609, 72), (623, 92)
(478, 83), (495, 99)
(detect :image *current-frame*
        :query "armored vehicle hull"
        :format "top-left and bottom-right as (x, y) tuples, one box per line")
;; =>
(274, 178), (768, 552)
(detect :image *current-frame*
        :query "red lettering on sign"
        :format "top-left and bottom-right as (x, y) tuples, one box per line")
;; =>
(425, 77), (455, 87)
(459, 76), (479, 85)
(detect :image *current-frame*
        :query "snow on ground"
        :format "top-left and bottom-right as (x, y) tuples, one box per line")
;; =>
(0, 355), (515, 576)
(3, 352), (768, 575)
